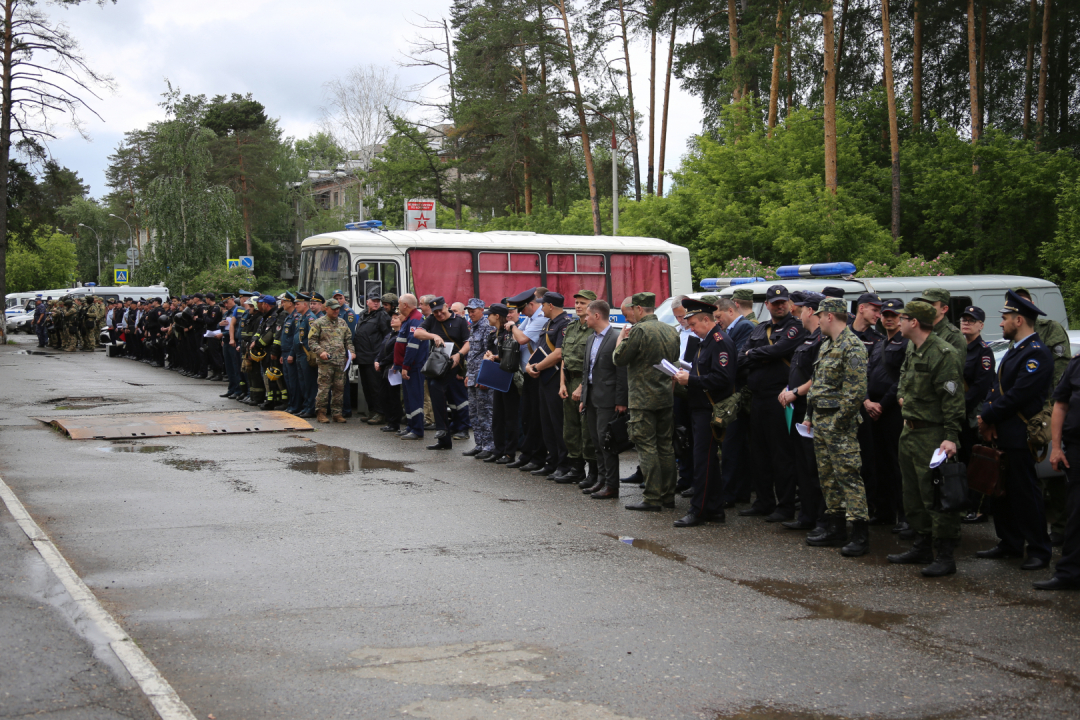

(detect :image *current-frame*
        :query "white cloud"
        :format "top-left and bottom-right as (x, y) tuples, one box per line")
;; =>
(38, 0), (705, 199)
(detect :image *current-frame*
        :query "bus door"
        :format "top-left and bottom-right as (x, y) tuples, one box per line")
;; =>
(354, 260), (400, 303)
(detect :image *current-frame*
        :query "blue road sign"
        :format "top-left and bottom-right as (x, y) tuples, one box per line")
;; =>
(239, 256), (254, 269)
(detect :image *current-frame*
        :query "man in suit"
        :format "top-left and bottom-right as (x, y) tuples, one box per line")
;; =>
(577, 299), (628, 499)
(976, 290), (1054, 570)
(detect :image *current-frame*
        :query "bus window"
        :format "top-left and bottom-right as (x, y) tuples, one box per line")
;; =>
(301, 247), (351, 302)
(409, 249), (473, 302)
(479, 251), (541, 301)
(545, 253), (606, 301)
(354, 261), (400, 302)
(610, 254), (670, 304)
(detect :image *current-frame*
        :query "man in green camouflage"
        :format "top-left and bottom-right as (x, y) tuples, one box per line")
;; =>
(91, 296), (107, 348)
(559, 289), (598, 486)
(308, 298), (356, 424)
(613, 291), (681, 511)
(916, 288), (966, 371)
(732, 288), (758, 325)
(804, 297), (870, 556)
(887, 300), (966, 577)
(62, 298), (79, 352)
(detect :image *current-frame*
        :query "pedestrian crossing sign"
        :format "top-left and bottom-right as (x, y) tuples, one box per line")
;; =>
(228, 259), (240, 269)
(114, 268), (129, 284)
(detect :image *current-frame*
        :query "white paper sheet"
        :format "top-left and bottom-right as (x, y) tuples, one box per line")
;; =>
(796, 423), (814, 439)
(388, 369), (402, 386)
(203, 329), (223, 338)
(929, 448), (948, 468)
(653, 359), (683, 377)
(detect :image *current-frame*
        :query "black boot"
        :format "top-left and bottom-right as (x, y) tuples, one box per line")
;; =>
(887, 534), (933, 564)
(921, 538), (958, 577)
(841, 520), (870, 557)
(579, 460), (598, 489)
(556, 460), (586, 484)
(806, 514), (847, 547)
(620, 466), (644, 484)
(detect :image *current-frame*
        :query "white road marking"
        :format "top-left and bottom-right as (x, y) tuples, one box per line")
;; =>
(0, 474), (197, 720)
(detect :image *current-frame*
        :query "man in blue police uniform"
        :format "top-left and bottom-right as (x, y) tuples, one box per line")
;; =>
(279, 292), (301, 414)
(740, 284), (807, 521)
(976, 290), (1054, 570)
(715, 297), (754, 508)
(413, 296), (471, 450)
(959, 305), (996, 520)
(672, 298), (737, 527)
(33, 296), (48, 347)
(525, 291), (572, 478)
(295, 293), (321, 418)
(505, 288), (548, 471)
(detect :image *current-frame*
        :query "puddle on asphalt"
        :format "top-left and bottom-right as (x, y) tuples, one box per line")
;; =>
(280, 444), (413, 474)
(98, 445), (173, 454)
(603, 533), (907, 630)
(160, 458), (219, 472)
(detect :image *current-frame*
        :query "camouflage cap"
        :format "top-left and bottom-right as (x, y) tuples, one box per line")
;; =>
(918, 288), (951, 305)
(325, 299), (342, 310)
(631, 291), (656, 308)
(900, 300), (937, 324)
(697, 294), (721, 306)
(814, 297), (848, 316)
(573, 289), (597, 301)
(732, 288), (754, 302)
(466, 298), (485, 310)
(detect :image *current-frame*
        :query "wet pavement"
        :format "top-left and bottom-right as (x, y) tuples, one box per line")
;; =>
(1, 334), (1078, 719)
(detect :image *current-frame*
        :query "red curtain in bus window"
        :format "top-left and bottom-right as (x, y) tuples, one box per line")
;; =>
(408, 249), (473, 302)
(610, 254), (670, 304)
(545, 253), (608, 301)
(478, 251), (541, 302)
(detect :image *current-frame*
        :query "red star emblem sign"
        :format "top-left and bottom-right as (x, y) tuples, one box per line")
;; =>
(415, 213), (429, 229)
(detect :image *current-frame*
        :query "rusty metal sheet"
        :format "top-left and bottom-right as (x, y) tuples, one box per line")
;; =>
(41, 410), (313, 440)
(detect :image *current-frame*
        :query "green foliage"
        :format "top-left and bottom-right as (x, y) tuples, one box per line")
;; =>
(857, 253), (958, 278)
(5, 230), (78, 292)
(1041, 174), (1080, 327)
(185, 266), (260, 296)
(367, 119), (448, 228)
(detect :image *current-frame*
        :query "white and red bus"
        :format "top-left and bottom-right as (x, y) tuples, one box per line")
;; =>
(297, 226), (692, 321)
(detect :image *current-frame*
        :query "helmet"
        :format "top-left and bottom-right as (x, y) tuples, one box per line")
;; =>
(248, 346), (266, 362)
(265, 366), (283, 381)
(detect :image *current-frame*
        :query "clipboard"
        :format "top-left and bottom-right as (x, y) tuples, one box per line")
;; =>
(477, 359), (513, 393)
(528, 346), (559, 384)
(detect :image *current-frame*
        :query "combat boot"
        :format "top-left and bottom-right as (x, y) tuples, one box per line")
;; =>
(579, 460), (599, 490)
(841, 520), (870, 557)
(806, 514), (847, 547)
(366, 413), (384, 426)
(332, 414), (346, 423)
(887, 534), (933, 564)
(316, 409), (329, 424)
(921, 538), (958, 577)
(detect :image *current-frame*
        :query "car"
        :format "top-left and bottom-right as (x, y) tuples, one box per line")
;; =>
(5, 310), (35, 335)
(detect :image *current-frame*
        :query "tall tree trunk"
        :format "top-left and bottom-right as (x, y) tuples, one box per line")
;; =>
(836, 0), (849, 99)
(647, 0), (656, 195)
(1036, 0), (1051, 147)
(617, 0), (641, 201)
(768, 0), (785, 137)
(881, 0), (900, 239)
(1023, 0), (1036, 138)
(978, 3), (987, 137)
(0, 0), (13, 322)
(657, 4), (678, 197)
(727, 0), (741, 100)
(518, 47), (532, 216)
(966, 0), (979, 150)
(555, 0), (602, 235)
(538, 0), (554, 207)
(823, 2), (837, 194)
(912, 0), (922, 127)
(236, 136), (253, 256)
(443, 17), (462, 228)
(1058, 3), (1070, 138)
(786, 11), (793, 117)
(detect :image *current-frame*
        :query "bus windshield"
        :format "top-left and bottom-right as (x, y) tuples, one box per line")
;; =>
(299, 247), (351, 302)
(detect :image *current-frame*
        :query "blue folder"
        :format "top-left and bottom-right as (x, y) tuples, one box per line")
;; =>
(477, 359), (514, 393)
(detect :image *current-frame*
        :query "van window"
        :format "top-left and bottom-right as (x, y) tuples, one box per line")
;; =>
(945, 296), (972, 326)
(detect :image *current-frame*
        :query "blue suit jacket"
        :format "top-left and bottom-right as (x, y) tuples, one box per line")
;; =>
(726, 316), (755, 354)
(980, 333), (1052, 449)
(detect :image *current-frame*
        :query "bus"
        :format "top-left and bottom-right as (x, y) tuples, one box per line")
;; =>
(297, 226), (692, 318)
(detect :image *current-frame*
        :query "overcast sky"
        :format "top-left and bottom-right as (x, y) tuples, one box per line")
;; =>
(41, 0), (704, 199)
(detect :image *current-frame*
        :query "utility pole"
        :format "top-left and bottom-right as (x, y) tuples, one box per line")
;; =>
(109, 213), (133, 283)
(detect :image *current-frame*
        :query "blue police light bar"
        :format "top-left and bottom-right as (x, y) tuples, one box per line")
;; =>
(700, 277), (766, 290)
(345, 220), (384, 230)
(85, 283), (96, 287)
(775, 262), (856, 279)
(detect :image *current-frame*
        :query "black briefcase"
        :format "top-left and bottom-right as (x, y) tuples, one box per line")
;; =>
(932, 459), (968, 513)
(604, 412), (634, 454)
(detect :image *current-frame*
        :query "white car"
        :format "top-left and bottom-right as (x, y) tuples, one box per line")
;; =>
(5, 310), (35, 334)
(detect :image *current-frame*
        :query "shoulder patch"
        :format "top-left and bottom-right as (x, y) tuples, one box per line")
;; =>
(786, 326), (798, 339)
(981, 356), (992, 370)
(1054, 344), (1065, 357)
(713, 331), (722, 342)
(718, 352), (729, 367)
(943, 380), (958, 395)
(1026, 359), (1040, 373)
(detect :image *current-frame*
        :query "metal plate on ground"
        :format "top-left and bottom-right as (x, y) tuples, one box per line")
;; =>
(41, 410), (313, 440)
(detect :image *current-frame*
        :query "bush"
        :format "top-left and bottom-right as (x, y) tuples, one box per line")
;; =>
(857, 253), (959, 278)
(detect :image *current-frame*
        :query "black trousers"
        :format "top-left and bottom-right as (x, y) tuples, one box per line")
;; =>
(381, 375), (402, 426)
(674, 394), (694, 486)
(207, 338), (224, 375)
(358, 364), (384, 416)
(428, 373), (469, 437)
(690, 408), (725, 519)
(519, 376), (545, 464)
(493, 385), (521, 459)
(749, 393), (798, 516)
(586, 395), (618, 490)
(1053, 444), (1080, 582)
(790, 400), (824, 525)
(720, 413), (751, 504)
(992, 446), (1053, 562)
(869, 402), (904, 522)
(538, 376), (568, 471)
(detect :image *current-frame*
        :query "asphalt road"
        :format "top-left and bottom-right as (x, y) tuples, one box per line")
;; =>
(1, 333), (1078, 720)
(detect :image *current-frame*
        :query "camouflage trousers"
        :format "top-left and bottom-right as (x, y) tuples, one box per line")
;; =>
(316, 362), (346, 415)
(468, 384), (494, 452)
(812, 410), (868, 521)
(62, 328), (78, 351)
(899, 426), (961, 540)
(628, 407), (676, 505)
(82, 329), (95, 349)
(562, 373), (595, 462)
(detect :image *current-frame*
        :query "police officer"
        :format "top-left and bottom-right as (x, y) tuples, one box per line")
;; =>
(778, 291), (826, 534)
(958, 305), (995, 521)
(804, 297), (870, 556)
(463, 298), (495, 459)
(887, 300), (966, 577)
(740, 284), (807, 521)
(395, 293), (429, 440)
(558, 290), (598, 486)
(976, 290), (1054, 570)
(296, 293), (320, 417)
(219, 295), (244, 399)
(203, 293), (225, 381)
(483, 303), (520, 464)
(355, 292), (391, 426)
(1033, 352), (1080, 590)
(33, 296), (48, 347)
(525, 292), (572, 478)
(614, 292), (681, 512)
(413, 296), (470, 450)
(715, 297), (754, 508)
(672, 298), (736, 527)
(865, 298), (910, 534)
(505, 289), (548, 471)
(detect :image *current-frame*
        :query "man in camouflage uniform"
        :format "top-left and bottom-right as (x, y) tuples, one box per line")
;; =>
(804, 297), (870, 556)
(916, 288), (966, 372)
(308, 298), (355, 423)
(90, 296), (106, 348)
(80, 298), (98, 351)
(462, 298), (495, 458)
(733, 288), (758, 325)
(61, 297), (79, 352)
(887, 300), (966, 576)
(559, 290), (598, 488)
(613, 291), (681, 511)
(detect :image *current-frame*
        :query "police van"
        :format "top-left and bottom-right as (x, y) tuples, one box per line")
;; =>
(66, 283), (170, 304)
(655, 263), (1069, 343)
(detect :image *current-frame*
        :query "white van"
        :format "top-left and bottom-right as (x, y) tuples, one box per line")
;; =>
(67, 284), (170, 304)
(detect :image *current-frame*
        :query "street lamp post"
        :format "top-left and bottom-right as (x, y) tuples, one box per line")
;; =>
(109, 213), (133, 282)
(583, 102), (618, 236)
(77, 223), (101, 281)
